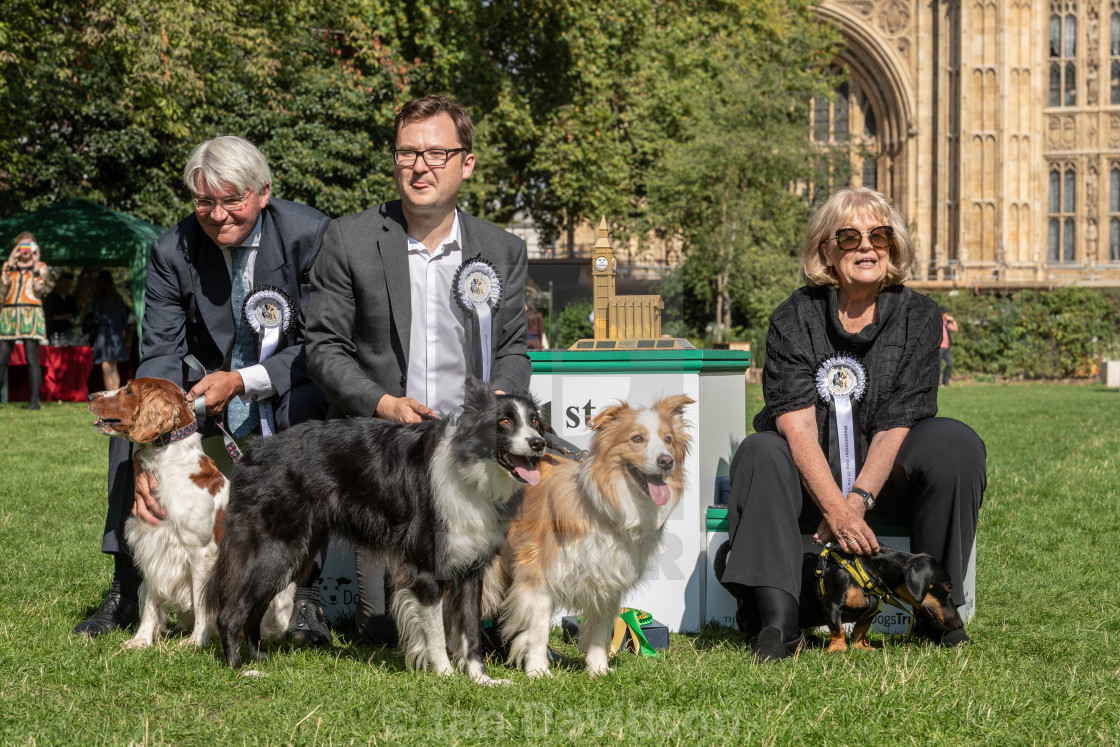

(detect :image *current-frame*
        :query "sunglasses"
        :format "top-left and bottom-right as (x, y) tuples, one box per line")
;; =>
(831, 225), (894, 251)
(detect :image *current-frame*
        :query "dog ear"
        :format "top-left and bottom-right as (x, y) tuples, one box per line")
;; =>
(461, 376), (496, 409)
(903, 555), (936, 604)
(656, 394), (695, 420)
(588, 403), (627, 431)
(131, 381), (183, 443)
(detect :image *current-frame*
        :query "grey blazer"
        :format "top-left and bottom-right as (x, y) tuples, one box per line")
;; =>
(137, 198), (331, 397)
(306, 200), (531, 418)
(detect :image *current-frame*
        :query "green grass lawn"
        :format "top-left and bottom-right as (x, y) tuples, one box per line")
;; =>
(1, 382), (1119, 745)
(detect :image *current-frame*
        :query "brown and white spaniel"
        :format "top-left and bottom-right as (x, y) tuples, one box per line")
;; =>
(88, 378), (292, 649)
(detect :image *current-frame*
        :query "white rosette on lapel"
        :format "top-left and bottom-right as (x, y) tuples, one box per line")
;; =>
(242, 285), (294, 437)
(815, 355), (867, 495)
(452, 256), (503, 383)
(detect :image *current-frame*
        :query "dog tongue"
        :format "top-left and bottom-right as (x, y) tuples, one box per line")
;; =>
(509, 455), (541, 486)
(648, 478), (670, 506)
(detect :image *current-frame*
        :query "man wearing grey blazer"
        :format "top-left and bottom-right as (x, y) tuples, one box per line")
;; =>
(306, 95), (531, 642)
(75, 136), (333, 645)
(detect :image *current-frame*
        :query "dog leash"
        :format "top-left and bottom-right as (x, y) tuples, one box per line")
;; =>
(544, 432), (589, 462)
(816, 547), (916, 640)
(183, 354), (243, 463)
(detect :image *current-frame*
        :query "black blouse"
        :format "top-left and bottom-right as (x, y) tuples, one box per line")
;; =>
(754, 284), (941, 449)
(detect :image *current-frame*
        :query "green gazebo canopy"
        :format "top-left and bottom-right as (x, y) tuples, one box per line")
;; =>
(0, 199), (164, 326)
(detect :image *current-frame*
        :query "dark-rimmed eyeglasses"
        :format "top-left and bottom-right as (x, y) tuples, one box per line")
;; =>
(393, 148), (468, 167)
(830, 225), (894, 251)
(193, 194), (251, 213)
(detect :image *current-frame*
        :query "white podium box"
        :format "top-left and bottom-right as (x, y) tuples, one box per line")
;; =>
(529, 348), (751, 633)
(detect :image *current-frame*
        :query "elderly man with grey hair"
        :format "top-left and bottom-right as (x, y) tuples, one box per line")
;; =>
(75, 136), (333, 646)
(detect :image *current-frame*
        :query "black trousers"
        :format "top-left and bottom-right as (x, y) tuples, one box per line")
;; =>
(721, 417), (985, 609)
(0, 339), (41, 407)
(940, 348), (954, 385)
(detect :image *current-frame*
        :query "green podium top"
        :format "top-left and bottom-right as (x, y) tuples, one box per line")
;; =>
(529, 348), (751, 374)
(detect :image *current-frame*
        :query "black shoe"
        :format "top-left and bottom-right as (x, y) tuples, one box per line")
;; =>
(73, 592), (139, 637)
(287, 599), (332, 648)
(752, 626), (802, 663)
(359, 613), (399, 648)
(480, 622), (509, 661)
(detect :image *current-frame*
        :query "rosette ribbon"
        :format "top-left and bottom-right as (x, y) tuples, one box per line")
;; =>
(242, 286), (295, 437)
(609, 607), (659, 658)
(452, 257), (503, 383)
(815, 355), (868, 496)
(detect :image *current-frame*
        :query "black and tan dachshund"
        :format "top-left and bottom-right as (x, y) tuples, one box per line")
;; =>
(799, 545), (963, 652)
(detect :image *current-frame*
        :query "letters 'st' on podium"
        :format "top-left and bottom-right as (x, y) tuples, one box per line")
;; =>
(569, 217), (695, 351)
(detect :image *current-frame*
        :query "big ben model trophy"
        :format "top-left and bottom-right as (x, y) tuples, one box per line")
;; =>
(570, 217), (694, 350)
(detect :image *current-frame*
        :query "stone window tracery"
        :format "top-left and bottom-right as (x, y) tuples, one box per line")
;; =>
(1111, 4), (1120, 103)
(1049, 165), (1078, 261)
(810, 77), (880, 193)
(1110, 166), (1120, 260)
(1050, 2), (1079, 106)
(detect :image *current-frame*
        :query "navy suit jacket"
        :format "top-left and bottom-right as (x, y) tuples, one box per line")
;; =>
(306, 200), (531, 418)
(137, 198), (330, 398)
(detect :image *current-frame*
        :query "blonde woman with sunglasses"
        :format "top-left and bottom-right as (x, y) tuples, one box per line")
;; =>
(714, 188), (986, 661)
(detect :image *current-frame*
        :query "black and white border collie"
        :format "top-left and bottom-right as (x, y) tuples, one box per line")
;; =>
(205, 379), (546, 685)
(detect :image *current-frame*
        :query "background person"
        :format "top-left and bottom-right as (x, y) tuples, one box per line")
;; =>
(75, 136), (333, 644)
(940, 306), (958, 385)
(87, 270), (130, 391)
(716, 187), (986, 662)
(306, 94), (530, 644)
(43, 271), (79, 345)
(0, 233), (51, 410)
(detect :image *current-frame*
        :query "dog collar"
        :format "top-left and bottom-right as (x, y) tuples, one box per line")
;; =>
(153, 419), (199, 447)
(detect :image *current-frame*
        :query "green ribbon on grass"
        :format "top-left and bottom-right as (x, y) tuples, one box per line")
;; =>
(611, 607), (659, 658)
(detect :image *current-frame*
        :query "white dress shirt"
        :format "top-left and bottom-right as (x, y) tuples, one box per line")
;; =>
(405, 213), (470, 416)
(217, 215), (273, 400)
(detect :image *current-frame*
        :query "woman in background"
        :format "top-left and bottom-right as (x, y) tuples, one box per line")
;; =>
(88, 270), (130, 391)
(0, 232), (51, 409)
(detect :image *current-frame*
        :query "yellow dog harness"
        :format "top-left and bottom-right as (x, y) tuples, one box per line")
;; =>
(815, 547), (916, 639)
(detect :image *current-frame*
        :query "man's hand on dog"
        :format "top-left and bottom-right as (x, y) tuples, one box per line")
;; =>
(186, 371), (245, 417)
(132, 454), (166, 525)
(375, 394), (437, 424)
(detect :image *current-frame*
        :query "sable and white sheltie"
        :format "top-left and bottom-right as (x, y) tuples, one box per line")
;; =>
(484, 395), (694, 677)
(88, 378), (293, 650)
(204, 379), (547, 685)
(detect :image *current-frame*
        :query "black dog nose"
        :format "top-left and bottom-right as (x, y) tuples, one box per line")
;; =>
(530, 436), (546, 453)
(657, 454), (674, 471)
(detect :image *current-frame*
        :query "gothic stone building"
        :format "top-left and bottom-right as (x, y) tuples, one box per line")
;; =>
(816, 0), (1120, 288)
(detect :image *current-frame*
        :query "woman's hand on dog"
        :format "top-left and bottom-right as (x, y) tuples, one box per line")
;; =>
(131, 455), (166, 525)
(186, 371), (245, 417)
(814, 502), (879, 556)
(375, 394), (437, 424)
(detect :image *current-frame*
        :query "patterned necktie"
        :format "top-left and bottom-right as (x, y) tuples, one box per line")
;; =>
(226, 247), (259, 438)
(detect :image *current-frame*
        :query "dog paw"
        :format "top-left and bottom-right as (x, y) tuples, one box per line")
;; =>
(526, 666), (554, 680)
(586, 665), (614, 678)
(471, 673), (512, 687)
(122, 638), (152, 650)
(240, 669), (269, 678)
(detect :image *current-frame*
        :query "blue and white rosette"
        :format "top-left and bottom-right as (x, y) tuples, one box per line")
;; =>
(242, 285), (294, 437)
(815, 355), (868, 496)
(452, 257), (503, 383)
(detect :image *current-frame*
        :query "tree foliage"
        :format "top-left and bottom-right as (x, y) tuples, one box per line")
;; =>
(1, 0), (843, 321)
(932, 288), (1120, 380)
